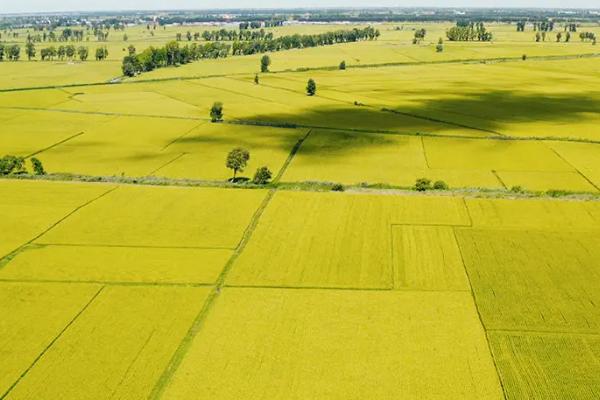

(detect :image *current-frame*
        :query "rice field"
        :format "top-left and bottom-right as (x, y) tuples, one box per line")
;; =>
(1, 18), (599, 400)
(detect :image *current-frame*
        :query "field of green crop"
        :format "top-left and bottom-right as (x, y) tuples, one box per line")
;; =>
(1, 19), (599, 399)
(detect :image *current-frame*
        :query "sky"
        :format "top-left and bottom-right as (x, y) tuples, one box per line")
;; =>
(2, 0), (598, 14)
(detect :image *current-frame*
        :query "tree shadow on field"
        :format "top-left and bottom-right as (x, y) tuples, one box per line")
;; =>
(237, 89), (600, 154)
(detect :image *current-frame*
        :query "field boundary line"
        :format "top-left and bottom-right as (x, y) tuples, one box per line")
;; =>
(491, 170), (508, 189)
(390, 222), (472, 228)
(0, 286), (105, 400)
(149, 188), (277, 400)
(488, 328), (600, 337)
(0, 186), (118, 268)
(33, 242), (234, 250)
(0, 278), (213, 287)
(160, 122), (206, 151)
(224, 283), (394, 292)
(546, 145), (600, 192)
(381, 107), (504, 137)
(25, 131), (86, 158)
(188, 78), (284, 105)
(452, 226), (508, 400)
(273, 129), (312, 183)
(148, 152), (187, 176)
(420, 136), (431, 168)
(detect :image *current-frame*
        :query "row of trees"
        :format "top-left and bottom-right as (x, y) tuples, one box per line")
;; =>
(446, 22), (493, 42)
(518, 21), (577, 32)
(231, 27), (380, 56)
(177, 29), (274, 42)
(123, 27), (379, 76)
(122, 41), (230, 76)
(35, 44), (107, 61)
(0, 156), (45, 176)
(0, 44), (21, 61)
(239, 20), (284, 30)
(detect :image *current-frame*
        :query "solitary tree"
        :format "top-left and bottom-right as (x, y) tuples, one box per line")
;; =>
(254, 74), (259, 84)
(306, 78), (316, 96)
(210, 102), (224, 122)
(25, 42), (36, 60)
(339, 60), (346, 70)
(252, 166), (272, 184)
(77, 46), (89, 61)
(260, 54), (271, 72)
(226, 148), (250, 180)
(30, 157), (46, 175)
(436, 38), (444, 52)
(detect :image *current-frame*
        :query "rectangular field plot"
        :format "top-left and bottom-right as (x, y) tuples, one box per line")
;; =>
(392, 225), (469, 291)
(0, 244), (230, 284)
(5, 286), (210, 400)
(456, 229), (600, 333)
(466, 198), (600, 230)
(282, 130), (502, 188)
(423, 137), (573, 172)
(228, 191), (469, 289)
(154, 124), (307, 181)
(0, 282), (100, 397)
(489, 331), (600, 400)
(549, 141), (600, 190)
(282, 129), (427, 185)
(496, 170), (597, 192)
(0, 110), (113, 156)
(0, 180), (110, 258)
(37, 116), (200, 177)
(160, 288), (503, 400)
(38, 185), (265, 249)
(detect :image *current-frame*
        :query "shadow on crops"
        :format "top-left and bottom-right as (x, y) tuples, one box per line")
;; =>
(231, 89), (600, 154)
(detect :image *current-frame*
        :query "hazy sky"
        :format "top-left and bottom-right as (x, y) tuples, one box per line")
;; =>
(3, 0), (597, 14)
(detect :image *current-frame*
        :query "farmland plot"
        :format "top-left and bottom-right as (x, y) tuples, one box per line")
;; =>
(0, 180), (110, 259)
(4, 286), (210, 400)
(160, 288), (504, 400)
(489, 331), (600, 400)
(0, 245), (231, 284)
(0, 282), (101, 397)
(228, 190), (469, 289)
(456, 229), (600, 333)
(37, 185), (266, 249)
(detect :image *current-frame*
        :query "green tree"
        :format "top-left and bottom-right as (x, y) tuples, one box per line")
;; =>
(226, 148), (250, 180)
(252, 166), (272, 184)
(254, 74), (259, 84)
(77, 46), (89, 61)
(436, 38), (444, 52)
(25, 42), (36, 60)
(30, 157), (46, 175)
(433, 180), (448, 190)
(339, 60), (346, 70)
(0, 155), (25, 175)
(260, 54), (271, 72)
(414, 178), (432, 191)
(306, 78), (316, 96)
(210, 102), (224, 122)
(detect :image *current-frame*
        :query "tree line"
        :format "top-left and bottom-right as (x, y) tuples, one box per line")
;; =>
(446, 22), (492, 42)
(177, 28), (274, 42)
(231, 27), (380, 56)
(239, 20), (284, 30)
(122, 41), (230, 76)
(0, 44), (21, 61)
(123, 27), (380, 76)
